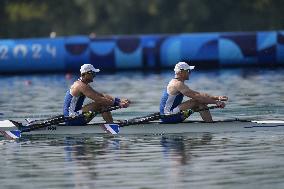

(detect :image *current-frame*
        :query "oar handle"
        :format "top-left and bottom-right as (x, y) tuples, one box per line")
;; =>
(94, 106), (121, 116)
(21, 106), (121, 132)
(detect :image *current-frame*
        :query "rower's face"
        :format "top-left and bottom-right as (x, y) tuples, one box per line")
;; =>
(83, 71), (96, 83)
(182, 69), (191, 80)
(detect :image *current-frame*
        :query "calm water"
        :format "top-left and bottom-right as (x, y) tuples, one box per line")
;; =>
(0, 68), (284, 189)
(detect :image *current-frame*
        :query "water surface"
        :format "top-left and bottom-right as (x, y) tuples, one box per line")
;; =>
(0, 68), (284, 189)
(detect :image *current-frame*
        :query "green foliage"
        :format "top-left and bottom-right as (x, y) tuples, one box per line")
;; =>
(1, 0), (284, 38)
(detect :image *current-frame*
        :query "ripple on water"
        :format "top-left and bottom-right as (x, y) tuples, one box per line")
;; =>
(0, 69), (284, 189)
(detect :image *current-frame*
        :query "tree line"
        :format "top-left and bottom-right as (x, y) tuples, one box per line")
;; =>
(1, 0), (283, 39)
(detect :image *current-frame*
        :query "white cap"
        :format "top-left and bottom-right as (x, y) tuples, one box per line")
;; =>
(174, 62), (195, 73)
(80, 64), (100, 74)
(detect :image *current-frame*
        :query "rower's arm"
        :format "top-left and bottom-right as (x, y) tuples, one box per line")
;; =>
(177, 83), (219, 104)
(79, 84), (114, 106)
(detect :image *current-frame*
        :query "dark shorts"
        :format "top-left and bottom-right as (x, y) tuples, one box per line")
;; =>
(160, 113), (185, 124)
(65, 116), (87, 126)
(65, 111), (96, 126)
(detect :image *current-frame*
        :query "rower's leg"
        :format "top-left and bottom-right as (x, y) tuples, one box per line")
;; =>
(82, 102), (114, 123)
(197, 104), (213, 122)
(178, 99), (196, 111)
(178, 99), (213, 122)
(101, 112), (113, 123)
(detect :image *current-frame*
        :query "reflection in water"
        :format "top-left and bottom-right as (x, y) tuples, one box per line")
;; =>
(160, 134), (213, 189)
(1, 133), (284, 189)
(62, 136), (132, 188)
(63, 138), (97, 188)
(1, 69), (284, 188)
(161, 134), (213, 165)
(59, 134), (214, 189)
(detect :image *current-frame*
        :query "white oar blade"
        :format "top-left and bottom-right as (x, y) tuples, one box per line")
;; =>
(0, 120), (21, 139)
(0, 130), (21, 139)
(0, 120), (20, 130)
(101, 124), (120, 134)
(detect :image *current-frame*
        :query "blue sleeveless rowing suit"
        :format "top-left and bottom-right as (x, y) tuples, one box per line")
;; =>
(63, 90), (86, 126)
(159, 86), (185, 123)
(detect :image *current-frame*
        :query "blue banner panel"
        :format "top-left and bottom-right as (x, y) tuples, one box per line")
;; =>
(64, 36), (90, 73)
(89, 38), (116, 71)
(114, 36), (143, 69)
(0, 37), (65, 73)
(277, 32), (284, 64)
(1, 31), (284, 74)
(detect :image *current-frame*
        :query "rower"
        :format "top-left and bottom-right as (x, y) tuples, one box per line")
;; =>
(159, 61), (228, 123)
(63, 64), (130, 126)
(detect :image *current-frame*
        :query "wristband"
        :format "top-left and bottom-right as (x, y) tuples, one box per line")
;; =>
(216, 100), (221, 105)
(113, 97), (121, 106)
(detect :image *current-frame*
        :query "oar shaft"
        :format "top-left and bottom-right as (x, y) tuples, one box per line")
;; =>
(21, 106), (121, 132)
(119, 106), (219, 127)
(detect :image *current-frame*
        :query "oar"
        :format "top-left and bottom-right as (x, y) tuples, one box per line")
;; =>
(102, 106), (219, 134)
(0, 106), (121, 139)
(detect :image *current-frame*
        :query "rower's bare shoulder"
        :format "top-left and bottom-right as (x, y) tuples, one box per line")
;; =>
(172, 80), (186, 88)
(169, 79), (182, 86)
(74, 80), (88, 88)
(71, 80), (88, 93)
(70, 80), (80, 89)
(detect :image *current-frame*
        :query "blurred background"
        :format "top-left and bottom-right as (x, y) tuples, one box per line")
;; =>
(0, 0), (284, 74)
(1, 0), (284, 38)
(1, 0), (284, 74)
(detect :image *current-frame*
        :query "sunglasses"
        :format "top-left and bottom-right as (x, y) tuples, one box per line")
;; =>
(84, 71), (96, 77)
(180, 69), (192, 73)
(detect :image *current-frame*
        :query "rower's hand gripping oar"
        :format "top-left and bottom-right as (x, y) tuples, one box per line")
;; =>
(0, 106), (121, 139)
(102, 106), (219, 135)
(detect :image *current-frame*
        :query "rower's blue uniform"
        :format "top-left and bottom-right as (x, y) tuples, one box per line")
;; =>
(159, 88), (185, 123)
(63, 90), (86, 126)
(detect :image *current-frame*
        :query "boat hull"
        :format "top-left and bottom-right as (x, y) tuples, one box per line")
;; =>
(21, 120), (284, 136)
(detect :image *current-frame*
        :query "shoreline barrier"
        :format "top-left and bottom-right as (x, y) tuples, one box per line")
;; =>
(0, 31), (283, 74)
